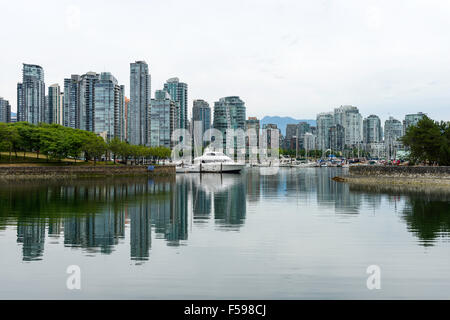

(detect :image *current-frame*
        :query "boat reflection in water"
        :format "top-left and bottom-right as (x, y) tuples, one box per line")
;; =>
(1, 169), (450, 299)
(178, 174), (246, 229)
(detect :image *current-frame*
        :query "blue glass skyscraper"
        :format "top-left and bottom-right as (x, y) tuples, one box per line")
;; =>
(94, 72), (124, 141)
(164, 77), (188, 130)
(17, 64), (45, 124)
(192, 99), (211, 136)
(129, 61), (151, 145)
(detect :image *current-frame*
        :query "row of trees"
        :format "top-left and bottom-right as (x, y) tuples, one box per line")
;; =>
(0, 122), (171, 164)
(401, 116), (450, 166)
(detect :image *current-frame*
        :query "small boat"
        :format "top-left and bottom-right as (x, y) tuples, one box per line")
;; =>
(294, 161), (316, 168)
(176, 149), (245, 174)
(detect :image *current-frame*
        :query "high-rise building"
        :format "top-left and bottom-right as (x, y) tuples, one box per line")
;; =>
(328, 124), (345, 151)
(47, 84), (61, 125)
(285, 124), (298, 142)
(94, 72), (124, 141)
(150, 90), (177, 148)
(192, 99), (211, 137)
(245, 117), (260, 131)
(403, 112), (426, 134)
(285, 122), (311, 150)
(363, 115), (382, 144)
(384, 116), (403, 159)
(118, 85), (125, 141)
(129, 61), (151, 145)
(79, 72), (99, 132)
(245, 117), (260, 156)
(262, 123), (281, 150)
(17, 64), (45, 124)
(164, 77), (188, 129)
(334, 105), (363, 147)
(124, 97), (130, 141)
(384, 117), (403, 142)
(63, 75), (81, 128)
(44, 95), (49, 123)
(316, 112), (334, 150)
(213, 96), (246, 149)
(0, 97), (11, 123)
(304, 132), (316, 152)
(58, 91), (64, 125)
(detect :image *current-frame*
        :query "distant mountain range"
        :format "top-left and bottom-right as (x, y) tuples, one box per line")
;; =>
(260, 116), (316, 136)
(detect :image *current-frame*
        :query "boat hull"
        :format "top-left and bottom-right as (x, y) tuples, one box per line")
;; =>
(176, 163), (245, 174)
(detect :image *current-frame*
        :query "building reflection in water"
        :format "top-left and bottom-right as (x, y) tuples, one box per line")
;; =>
(314, 168), (362, 214)
(129, 200), (151, 261)
(3, 169), (449, 262)
(17, 219), (46, 261)
(64, 208), (125, 255)
(180, 174), (247, 229)
(191, 183), (212, 223)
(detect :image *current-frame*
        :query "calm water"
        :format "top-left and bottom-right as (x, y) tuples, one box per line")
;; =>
(0, 168), (449, 299)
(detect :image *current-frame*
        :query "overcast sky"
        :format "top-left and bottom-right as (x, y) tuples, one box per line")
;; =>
(1, 0), (450, 123)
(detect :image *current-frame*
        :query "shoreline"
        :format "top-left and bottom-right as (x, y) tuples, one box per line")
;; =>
(333, 175), (450, 187)
(333, 165), (450, 189)
(0, 165), (176, 181)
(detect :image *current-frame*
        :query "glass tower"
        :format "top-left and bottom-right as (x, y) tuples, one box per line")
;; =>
(47, 84), (61, 125)
(129, 61), (151, 145)
(0, 97), (11, 123)
(213, 96), (246, 149)
(63, 75), (81, 128)
(17, 64), (45, 124)
(150, 90), (177, 148)
(94, 72), (123, 141)
(403, 112), (425, 134)
(164, 77), (188, 129)
(334, 105), (363, 147)
(79, 72), (99, 132)
(316, 112), (334, 150)
(363, 115), (382, 144)
(192, 99), (211, 136)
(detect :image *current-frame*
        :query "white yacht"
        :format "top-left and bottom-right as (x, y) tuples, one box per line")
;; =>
(176, 150), (245, 173)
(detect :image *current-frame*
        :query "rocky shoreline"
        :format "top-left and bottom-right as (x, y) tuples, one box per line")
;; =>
(333, 165), (450, 189)
(0, 165), (176, 181)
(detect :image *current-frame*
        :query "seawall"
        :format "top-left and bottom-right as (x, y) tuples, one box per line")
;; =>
(0, 165), (175, 181)
(349, 166), (450, 178)
(333, 166), (450, 188)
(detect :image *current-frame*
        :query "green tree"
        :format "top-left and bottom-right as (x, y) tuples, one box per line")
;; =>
(107, 138), (123, 164)
(83, 136), (107, 165)
(401, 116), (448, 165)
(0, 123), (12, 160)
(39, 126), (68, 161)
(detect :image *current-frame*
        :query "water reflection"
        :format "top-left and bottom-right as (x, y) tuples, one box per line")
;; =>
(403, 198), (450, 246)
(180, 174), (247, 229)
(0, 169), (449, 262)
(350, 183), (450, 246)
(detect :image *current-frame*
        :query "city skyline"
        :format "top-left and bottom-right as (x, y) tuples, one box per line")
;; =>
(3, 61), (442, 126)
(2, 1), (450, 122)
